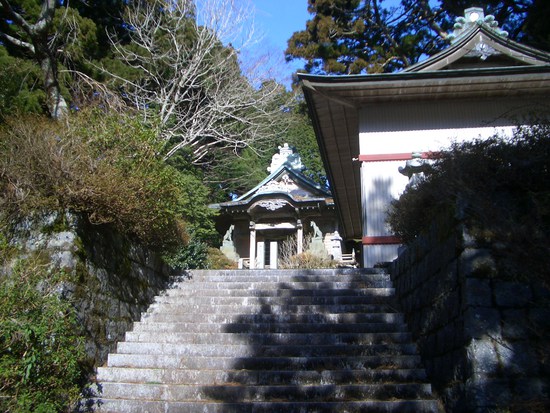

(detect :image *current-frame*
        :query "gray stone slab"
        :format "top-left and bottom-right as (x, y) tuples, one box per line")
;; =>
(146, 303), (397, 315)
(106, 353), (423, 370)
(99, 382), (434, 402)
(464, 307), (501, 339)
(173, 280), (392, 289)
(151, 294), (395, 306)
(141, 312), (404, 325)
(97, 367), (428, 385)
(124, 331), (413, 346)
(94, 268), (441, 412)
(95, 399), (443, 413)
(494, 282), (533, 307)
(464, 278), (492, 307)
(115, 341), (419, 358)
(131, 321), (410, 334)
(164, 287), (395, 298)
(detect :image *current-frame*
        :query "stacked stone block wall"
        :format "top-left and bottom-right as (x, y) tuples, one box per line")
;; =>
(389, 216), (550, 412)
(8, 212), (171, 366)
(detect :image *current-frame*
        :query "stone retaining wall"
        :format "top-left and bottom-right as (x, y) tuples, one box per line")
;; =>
(9, 212), (171, 366)
(389, 216), (550, 412)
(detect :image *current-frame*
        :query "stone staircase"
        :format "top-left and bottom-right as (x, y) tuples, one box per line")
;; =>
(93, 269), (442, 412)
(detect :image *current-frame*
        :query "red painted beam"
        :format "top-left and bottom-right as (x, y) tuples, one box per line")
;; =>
(358, 152), (439, 162)
(362, 235), (401, 245)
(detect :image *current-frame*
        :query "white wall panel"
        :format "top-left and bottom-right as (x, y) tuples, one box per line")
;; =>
(361, 161), (409, 236)
(363, 245), (399, 267)
(356, 96), (533, 267)
(358, 98), (537, 134)
(359, 126), (514, 155)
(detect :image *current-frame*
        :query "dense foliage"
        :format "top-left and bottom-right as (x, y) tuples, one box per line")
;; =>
(0, 0), (129, 118)
(0, 1), (325, 408)
(0, 110), (217, 251)
(1, 0), (318, 196)
(204, 102), (327, 199)
(0, 47), (46, 120)
(387, 123), (550, 283)
(0, 252), (87, 412)
(286, 0), (550, 75)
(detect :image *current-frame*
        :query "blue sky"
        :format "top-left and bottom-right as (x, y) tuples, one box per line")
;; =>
(248, 1), (406, 86)
(252, 0), (310, 54)
(250, 0), (311, 86)
(247, 0), (406, 87)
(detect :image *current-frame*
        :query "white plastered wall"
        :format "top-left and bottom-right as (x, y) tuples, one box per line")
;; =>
(358, 97), (526, 267)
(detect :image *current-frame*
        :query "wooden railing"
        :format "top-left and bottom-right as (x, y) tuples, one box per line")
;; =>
(338, 249), (357, 267)
(238, 250), (357, 269)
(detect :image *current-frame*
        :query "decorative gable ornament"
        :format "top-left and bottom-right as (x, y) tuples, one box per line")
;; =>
(257, 174), (298, 194)
(448, 7), (509, 44)
(210, 144), (342, 269)
(400, 8), (550, 73)
(267, 143), (305, 173)
(298, 7), (550, 267)
(256, 200), (288, 211)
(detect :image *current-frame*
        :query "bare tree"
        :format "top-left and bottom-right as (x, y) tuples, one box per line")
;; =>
(107, 0), (289, 164)
(0, 0), (68, 119)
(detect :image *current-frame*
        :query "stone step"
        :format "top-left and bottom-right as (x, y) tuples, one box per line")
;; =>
(124, 331), (413, 345)
(186, 268), (386, 277)
(94, 268), (442, 412)
(96, 398), (442, 413)
(106, 354), (423, 370)
(146, 303), (398, 315)
(97, 367), (428, 385)
(179, 275), (391, 284)
(173, 279), (392, 288)
(151, 294), (395, 306)
(99, 382), (434, 402)
(115, 342), (419, 358)
(130, 321), (410, 334)
(140, 312), (404, 324)
(161, 288), (394, 298)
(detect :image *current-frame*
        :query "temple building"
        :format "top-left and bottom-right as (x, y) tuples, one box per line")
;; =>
(212, 144), (347, 269)
(300, 7), (550, 267)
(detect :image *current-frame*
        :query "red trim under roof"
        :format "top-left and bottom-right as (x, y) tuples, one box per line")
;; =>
(362, 236), (401, 245)
(358, 152), (438, 162)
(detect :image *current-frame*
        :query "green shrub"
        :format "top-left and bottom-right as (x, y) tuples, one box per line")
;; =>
(162, 239), (209, 270)
(0, 47), (46, 120)
(0, 255), (87, 412)
(205, 247), (238, 270)
(387, 122), (550, 283)
(0, 110), (217, 252)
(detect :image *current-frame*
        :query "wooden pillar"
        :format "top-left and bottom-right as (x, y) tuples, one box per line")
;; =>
(249, 222), (256, 269)
(270, 241), (278, 269)
(257, 241), (265, 269)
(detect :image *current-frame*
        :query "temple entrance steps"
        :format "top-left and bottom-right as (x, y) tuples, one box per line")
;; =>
(93, 269), (443, 412)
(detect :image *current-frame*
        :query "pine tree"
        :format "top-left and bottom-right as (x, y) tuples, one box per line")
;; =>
(285, 0), (549, 75)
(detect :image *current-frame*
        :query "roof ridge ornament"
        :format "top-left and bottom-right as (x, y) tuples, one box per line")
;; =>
(448, 7), (509, 44)
(267, 143), (305, 173)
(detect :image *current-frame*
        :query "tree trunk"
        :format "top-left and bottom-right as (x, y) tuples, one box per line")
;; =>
(0, 0), (67, 119)
(37, 48), (68, 120)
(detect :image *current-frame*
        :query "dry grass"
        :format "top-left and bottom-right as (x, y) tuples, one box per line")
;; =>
(0, 111), (193, 249)
(279, 234), (336, 269)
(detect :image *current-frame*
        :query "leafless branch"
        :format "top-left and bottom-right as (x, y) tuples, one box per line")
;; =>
(104, 0), (290, 164)
(0, 31), (34, 52)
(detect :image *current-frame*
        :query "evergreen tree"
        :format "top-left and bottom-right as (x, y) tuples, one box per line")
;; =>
(286, 0), (550, 75)
(0, 0), (128, 118)
(200, 90), (326, 201)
